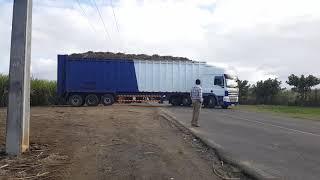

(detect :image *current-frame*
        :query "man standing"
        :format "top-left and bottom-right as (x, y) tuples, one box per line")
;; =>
(191, 79), (203, 127)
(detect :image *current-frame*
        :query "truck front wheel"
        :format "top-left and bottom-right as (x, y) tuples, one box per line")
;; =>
(207, 96), (216, 108)
(85, 94), (99, 106)
(222, 105), (229, 109)
(69, 94), (84, 107)
(102, 94), (114, 106)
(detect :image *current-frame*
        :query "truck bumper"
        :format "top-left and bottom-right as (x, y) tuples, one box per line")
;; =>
(223, 101), (239, 106)
(223, 96), (238, 106)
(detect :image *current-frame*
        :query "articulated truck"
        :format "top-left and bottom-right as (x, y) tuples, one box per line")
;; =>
(57, 54), (239, 108)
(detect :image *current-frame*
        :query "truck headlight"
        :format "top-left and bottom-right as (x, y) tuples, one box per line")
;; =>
(223, 96), (230, 102)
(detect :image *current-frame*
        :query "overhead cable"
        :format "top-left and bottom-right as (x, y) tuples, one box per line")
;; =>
(91, 0), (112, 42)
(75, 0), (98, 34)
(110, 0), (120, 33)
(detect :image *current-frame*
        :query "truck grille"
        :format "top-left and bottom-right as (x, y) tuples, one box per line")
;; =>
(228, 90), (238, 102)
(229, 97), (238, 102)
(229, 92), (238, 96)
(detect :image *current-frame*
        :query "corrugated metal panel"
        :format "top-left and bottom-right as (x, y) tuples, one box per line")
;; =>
(133, 60), (210, 93)
(64, 58), (139, 93)
(57, 55), (67, 96)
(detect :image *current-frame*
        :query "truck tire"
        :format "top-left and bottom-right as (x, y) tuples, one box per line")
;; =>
(102, 94), (114, 106)
(69, 94), (84, 107)
(85, 94), (99, 106)
(182, 96), (192, 106)
(207, 96), (216, 108)
(222, 105), (229, 109)
(170, 96), (181, 106)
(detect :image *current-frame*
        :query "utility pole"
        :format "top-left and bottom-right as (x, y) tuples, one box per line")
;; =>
(6, 0), (32, 155)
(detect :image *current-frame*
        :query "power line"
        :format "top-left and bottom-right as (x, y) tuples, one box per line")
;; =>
(74, 0), (98, 34)
(110, 0), (126, 52)
(91, 0), (112, 42)
(110, 0), (120, 33)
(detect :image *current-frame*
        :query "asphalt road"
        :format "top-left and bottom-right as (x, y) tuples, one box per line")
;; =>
(163, 106), (320, 180)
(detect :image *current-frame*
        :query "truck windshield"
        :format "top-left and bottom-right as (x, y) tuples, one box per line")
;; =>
(224, 74), (238, 88)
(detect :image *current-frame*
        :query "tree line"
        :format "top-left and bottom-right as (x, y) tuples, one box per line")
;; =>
(237, 74), (320, 106)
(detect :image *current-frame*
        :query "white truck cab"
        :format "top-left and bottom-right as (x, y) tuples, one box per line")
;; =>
(202, 74), (239, 108)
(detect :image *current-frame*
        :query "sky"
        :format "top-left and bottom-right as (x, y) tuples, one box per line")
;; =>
(0, 0), (319, 86)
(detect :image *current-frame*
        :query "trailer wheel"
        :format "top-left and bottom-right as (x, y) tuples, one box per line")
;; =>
(207, 96), (216, 108)
(69, 94), (84, 107)
(85, 94), (99, 106)
(102, 94), (114, 106)
(170, 96), (182, 106)
(182, 96), (192, 106)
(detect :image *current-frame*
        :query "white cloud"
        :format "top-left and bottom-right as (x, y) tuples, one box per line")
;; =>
(31, 58), (56, 80)
(0, 0), (319, 85)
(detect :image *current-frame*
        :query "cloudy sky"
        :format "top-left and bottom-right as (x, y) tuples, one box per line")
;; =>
(0, 0), (319, 85)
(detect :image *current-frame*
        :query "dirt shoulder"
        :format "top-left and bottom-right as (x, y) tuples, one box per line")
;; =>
(0, 105), (248, 179)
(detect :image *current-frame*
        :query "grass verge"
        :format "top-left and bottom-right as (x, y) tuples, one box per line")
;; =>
(236, 105), (320, 120)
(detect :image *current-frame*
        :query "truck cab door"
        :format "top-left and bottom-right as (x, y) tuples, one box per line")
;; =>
(213, 76), (225, 97)
(201, 75), (214, 94)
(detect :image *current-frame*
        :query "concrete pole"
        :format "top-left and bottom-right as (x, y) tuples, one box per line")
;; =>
(6, 0), (32, 155)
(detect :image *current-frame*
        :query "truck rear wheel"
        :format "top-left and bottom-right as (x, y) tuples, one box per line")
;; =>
(170, 96), (182, 106)
(182, 96), (192, 106)
(85, 94), (99, 106)
(102, 94), (114, 106)
(69, 94), (84, 107)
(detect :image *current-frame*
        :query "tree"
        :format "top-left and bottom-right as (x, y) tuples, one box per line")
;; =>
(286, 74), (320, 104)
(237, 79), (250, 104)
(252, 78), (282, 104)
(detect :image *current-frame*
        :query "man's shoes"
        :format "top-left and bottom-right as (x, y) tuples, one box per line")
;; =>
(191, 124), (200, 127)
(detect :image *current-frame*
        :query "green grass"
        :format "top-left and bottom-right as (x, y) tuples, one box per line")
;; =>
(236, 105), (320, 120)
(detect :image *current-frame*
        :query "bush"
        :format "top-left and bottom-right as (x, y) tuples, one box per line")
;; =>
(304, 89), (320, 106)
(270, 90), (297, 106)
(240, 88), (319, 107)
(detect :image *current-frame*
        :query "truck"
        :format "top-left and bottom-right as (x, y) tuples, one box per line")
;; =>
(57, 54), (239, 108)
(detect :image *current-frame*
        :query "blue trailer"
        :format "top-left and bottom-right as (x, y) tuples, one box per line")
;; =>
(57, 55), (239, 108)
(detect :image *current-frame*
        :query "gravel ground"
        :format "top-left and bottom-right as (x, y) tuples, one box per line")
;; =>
(0, 105), (250, 180)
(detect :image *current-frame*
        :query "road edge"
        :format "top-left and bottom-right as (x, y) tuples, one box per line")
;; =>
(159, 108), (275, 180)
